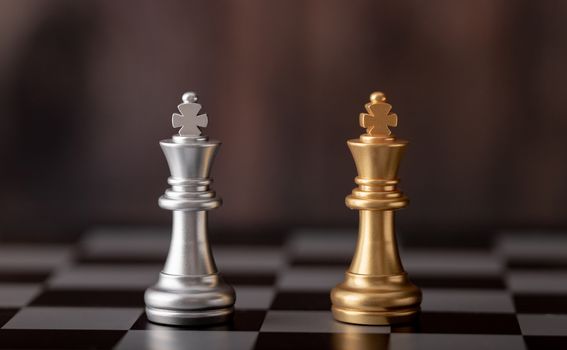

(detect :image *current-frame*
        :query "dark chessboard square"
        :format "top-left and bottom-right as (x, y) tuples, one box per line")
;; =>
(211, 232), (286, 246)
(392, 312), (521, 335)
(30, 290), (144, 307)
(508, 259), (567, 270)
(271, 292), (331, 311)
(524, 336), (567, 350)
(411, 275), (506, 289)
(0, 329), (125, 349)
(515, 295), (567, 314)
(0, 309), (18, 328)
(131, 309), (266, 331)
(290, 257), (350, 267)
(75, 255), (165, 265)
(400, 232), (495, 249)
(0, 271), (50, 283)
(254, 332), (389, 350)
(223, 273), (276, 286)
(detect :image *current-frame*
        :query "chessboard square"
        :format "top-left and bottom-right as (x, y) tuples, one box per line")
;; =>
(3, 307), (143, 330)
(389, 333), (526, 350)
(0, 309), (18, 328)
(214, 247), (286, 273)
(403, 250), (503, 276)
(271, 292), (331, 311)
(131, 310), (266, 332)
(260, 310), (389, 334)
(254, 332), (389, 350)
(391, 312), (521, 335)
(0, 329), (126, 349)
(507, 259), (567, 270)
(514, 295), (567, 314)
(0, 270), (51, 283)
(290, 256), (350, 267)
(0, 245), (72, 270)
(518, 314), (567, 336)
(80, 227), (170, 259)
(76, 252), (165, 265)
(223, 272), (276, 286)
(524, 335), (567, 350)
(48, 265), (160, 290)
(0, 284), (42, 308)
(421, 288), (515, 313)
(234, 286), (275, 310)
(497, 232), (567, 259)
(412, 275), (506, 289)
(276, 268), (344, 291)
(31, 289), (145, 307)
(508, 271), (567, 294)
(287, 230), (356, 259)
(116, 330), (258, 350)
(229, 310), (266, 331)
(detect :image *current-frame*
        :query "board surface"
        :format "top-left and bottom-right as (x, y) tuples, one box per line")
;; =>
(0, 228), (565, 349)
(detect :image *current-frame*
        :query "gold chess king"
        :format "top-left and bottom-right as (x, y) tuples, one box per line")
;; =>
(331, 92), (422, 325)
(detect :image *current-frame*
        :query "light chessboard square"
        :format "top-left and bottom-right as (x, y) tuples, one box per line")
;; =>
(276, 267), (344, 291)
(403, 250), (504, 276)
(389, 333), (526, 350)
(260, 310), (389, 334)
(497, 232), (567, 259)
(3, 307), (143, 330)
(0, 245), (72, 270)
(421, 288), (515, 313)
(116, 330), (258, 350)
(215, 247), (286, 273)
(507, 271), (567, 294)
(0, 284), (42, 308)
(48, 265), (161, 290)
(518, 314), (567, 336)
(233, 286), (275, 310)
(80, 227), (170, 259)
(287, 230), (356, 259)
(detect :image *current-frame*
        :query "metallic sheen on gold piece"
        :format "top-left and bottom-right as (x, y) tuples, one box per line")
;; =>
(331, 91), (422, 325)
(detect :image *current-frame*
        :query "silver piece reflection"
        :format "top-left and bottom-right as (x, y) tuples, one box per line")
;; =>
(144, 92), (235, 326)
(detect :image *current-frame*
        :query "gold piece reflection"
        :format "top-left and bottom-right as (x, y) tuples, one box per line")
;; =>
(331, 332), (389, 350)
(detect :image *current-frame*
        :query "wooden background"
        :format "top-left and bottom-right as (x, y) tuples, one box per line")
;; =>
(1, 0), (566, 238)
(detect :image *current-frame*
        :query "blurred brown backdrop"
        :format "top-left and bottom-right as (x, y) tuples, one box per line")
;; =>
(0, 0), (566, 239)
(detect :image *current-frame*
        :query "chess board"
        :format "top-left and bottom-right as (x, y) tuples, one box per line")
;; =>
(0, 228), (565, 349)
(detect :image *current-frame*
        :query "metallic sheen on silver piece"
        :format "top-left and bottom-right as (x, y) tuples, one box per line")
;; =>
(144, 93), (235, 326)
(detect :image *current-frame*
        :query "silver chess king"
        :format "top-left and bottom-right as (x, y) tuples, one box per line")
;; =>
(144, 92), (235, 326)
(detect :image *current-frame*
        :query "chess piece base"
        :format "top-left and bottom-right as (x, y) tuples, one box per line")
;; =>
(145, 306), (234, 326)
(331, 307), (418, 325)
(331, 272), (421, 325)
(145, 272), (235, 326)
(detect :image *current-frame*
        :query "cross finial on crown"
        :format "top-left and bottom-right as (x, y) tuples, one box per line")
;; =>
(359, 91), (398, 137)
(171, 91), (209, 136)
